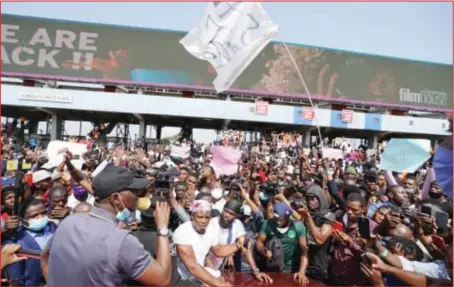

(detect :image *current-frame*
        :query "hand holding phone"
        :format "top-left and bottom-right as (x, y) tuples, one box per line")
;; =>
(358, 217), (372, 239)
(1, 244), (27, 269)
(15, 247), (41, 260)
(421, 205), (432, 216)
(361, 253), (373, 267)
(332, 221), (344, 232)
(435, 211), (449, 234)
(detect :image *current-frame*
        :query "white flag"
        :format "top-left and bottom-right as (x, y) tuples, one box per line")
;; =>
(180, 2), (278, 93)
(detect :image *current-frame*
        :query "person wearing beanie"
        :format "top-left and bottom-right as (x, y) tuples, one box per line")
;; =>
(67, 184), (95, 209)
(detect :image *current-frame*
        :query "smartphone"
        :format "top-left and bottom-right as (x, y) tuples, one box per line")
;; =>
(358, 217), (371, 239)
(431, 235), (446, 251)
(291, 200), (305, 210)
(16, 248), (41, 260)
(362, 254), (373, 267)
(435, 211), (449, 233)
(389, 205), (401, 215)
(332, 221), (344, 232)
(421, 205), (432, 216)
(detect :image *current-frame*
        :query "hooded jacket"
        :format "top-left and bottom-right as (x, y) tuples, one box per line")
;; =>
(305, 184), (335, 282)
(307, 185), (335, 222)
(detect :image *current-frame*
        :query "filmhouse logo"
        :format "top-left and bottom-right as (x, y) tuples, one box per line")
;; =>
(399, 88), (448, 106)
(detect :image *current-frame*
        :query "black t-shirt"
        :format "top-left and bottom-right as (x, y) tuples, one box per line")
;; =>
(126, 228), (180, 286)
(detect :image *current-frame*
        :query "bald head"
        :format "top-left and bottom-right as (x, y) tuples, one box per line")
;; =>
(389, 223), (414, 240)
(72, 202), (92, 214)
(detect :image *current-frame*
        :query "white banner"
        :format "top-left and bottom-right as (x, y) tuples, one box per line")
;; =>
(170, 145), (191, 159)
(180, 2), (278, 93)
(322, 148), (344, 160)
(45, 140), (87, 169)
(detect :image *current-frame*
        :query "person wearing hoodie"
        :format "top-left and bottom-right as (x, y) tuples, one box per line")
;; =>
(298, 184), (335, 283)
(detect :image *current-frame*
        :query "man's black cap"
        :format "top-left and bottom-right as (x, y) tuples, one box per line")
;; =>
(92, 165), (149, 201)
(364, 170), (378, 182)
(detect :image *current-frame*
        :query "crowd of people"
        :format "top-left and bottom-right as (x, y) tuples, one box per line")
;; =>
(1, 127), (452, 286)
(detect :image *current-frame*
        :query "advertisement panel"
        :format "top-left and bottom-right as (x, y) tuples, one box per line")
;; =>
(2, 14), (452, 111)
(254, 101), (269, 115)
(341, 109), (354, 123)
(302, 107), (315, 121)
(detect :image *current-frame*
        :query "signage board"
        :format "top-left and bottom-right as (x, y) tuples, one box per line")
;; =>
(2, 14), (452, 111)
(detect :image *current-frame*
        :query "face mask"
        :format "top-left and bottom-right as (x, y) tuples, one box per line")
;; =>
(135, 210), (142, 224)
(259, 192), (269, 201)
(27, 216), (49, 232)
(276, 227), (289, 234)
(345, 179), (356, 186)
(404, 188), (414, 194)
(1, 218), (5, 230)
(211, 188), (223, 200)
(115, 194), (132, 222)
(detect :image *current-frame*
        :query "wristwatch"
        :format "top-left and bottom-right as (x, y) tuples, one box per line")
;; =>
(157, 228), (169, 237)
(252, 268), (260, 274)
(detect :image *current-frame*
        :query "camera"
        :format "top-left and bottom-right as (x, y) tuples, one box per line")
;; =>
(259, 182), (278, 197)
(296, 182), (307, 193)
(154, 168), (180, 197)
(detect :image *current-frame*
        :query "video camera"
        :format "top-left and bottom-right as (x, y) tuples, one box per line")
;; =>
(154, 168), (180, 197)
(259, 182), (279, 198)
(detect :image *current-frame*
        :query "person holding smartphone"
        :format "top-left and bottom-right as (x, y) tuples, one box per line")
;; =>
(1, 244), (27, 271)
(2, 198), (57, 286)
(298, 185), (335, 283)
(329, 193), (377, 286)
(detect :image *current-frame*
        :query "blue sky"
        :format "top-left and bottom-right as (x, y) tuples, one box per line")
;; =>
(1, 2), (452, 141)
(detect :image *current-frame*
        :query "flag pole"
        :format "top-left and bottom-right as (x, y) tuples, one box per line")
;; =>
(279, 38), (324, 148)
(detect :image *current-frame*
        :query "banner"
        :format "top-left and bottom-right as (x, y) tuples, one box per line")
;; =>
(45, 140), (87, 169)
(170, 145), (190, 159)
(180, 2), (278, 93)
(2, 14), (452, 111)
(379, 138), (431, 173)
(210, 146), (242, 176)
(322, 148), (344, 160)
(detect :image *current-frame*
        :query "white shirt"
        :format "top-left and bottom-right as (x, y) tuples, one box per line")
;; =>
(206, 217), (246, 270)
(398, 256), (451, 280)
(212, 198), (226, 213)
(67, 194), (95, 209)
(173, 221), (219, 280)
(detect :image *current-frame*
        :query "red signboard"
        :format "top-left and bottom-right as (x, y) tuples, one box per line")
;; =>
(341, 109), (354, 123)
(302, 107), (315, 120)
(255, 101), (268, 115)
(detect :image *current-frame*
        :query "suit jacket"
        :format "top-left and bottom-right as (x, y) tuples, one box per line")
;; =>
(3, 223), (57, 286)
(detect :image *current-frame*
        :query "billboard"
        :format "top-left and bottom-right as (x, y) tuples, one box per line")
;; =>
(2, 14), (452, 112)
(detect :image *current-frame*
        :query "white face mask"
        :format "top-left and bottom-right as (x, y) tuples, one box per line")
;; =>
(276, 227), (289, 234)
(211, 188), (223, 200)
(404, 187), (414, 194)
